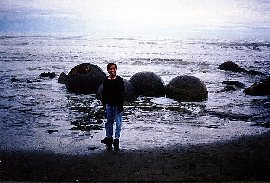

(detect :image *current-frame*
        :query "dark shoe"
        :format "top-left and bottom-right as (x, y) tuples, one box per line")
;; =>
(113, 139), (119, 151)
(106, 143), (113, 152)
(101, 137), (113, 145)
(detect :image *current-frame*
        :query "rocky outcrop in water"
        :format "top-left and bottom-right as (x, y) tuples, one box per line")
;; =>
(219, 85), (237, 92)
(166, 75), (208, 101)
(218, 80), (245, 92)
(218, 61), (265, 75)
(222, 81), (245, 88)
(40, 72), (56, 78)
(96, 79), (138, 102)
(66, 63), (106, 94)
(11, 78), (21, 82)
(244, 77), (270, 96)
(218, 61), (246, 73)
(129, 72), (165, 97)
(218, 61), (246, 72)
(61, 64), (212, 101)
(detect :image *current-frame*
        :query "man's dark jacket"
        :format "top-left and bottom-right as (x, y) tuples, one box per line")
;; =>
(102, 75), (125, 111)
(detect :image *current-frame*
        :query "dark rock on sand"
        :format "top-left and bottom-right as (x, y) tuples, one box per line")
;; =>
(58, 72), (67, 84)
(129, 72), (165, 97)
(40, 72), (56, 78)
(70, 124), (102, 131)
(96, 79), (138, 102)
(244, 77), (270, 96)
(206, 110), (251, 121)
(66, 63), (106, 94)
(166, 75), (208, 101)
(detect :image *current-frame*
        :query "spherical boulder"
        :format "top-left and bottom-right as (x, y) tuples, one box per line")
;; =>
(96, 79), (138, 102)
(123, 80), (138, 101)
(166, 75), (208, 101)
(129, 72), (165, 97)
(244, 77), (270, 96)
(66, 63), (106, 94)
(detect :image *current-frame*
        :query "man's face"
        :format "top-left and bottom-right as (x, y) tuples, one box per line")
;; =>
(108, 64), (117, 78)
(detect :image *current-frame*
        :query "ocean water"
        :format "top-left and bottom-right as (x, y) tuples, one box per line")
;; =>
(0, 34), (269, 154)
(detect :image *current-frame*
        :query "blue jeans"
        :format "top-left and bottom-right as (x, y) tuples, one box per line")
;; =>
(105, 104), (122, 139)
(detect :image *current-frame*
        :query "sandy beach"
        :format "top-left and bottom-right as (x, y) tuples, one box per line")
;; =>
(1, 131), (270, 182)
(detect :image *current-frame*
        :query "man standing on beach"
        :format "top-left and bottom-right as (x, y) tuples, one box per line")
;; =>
(101, 63), (125, 150)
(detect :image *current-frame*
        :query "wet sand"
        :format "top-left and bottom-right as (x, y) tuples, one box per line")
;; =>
(1, 131), (270, 182)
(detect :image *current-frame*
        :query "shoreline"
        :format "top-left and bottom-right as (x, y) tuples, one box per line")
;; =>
(1, 132), (270, 182)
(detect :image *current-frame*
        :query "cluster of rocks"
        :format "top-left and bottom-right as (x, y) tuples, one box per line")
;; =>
(218, 61), (270, 96)
(58, 63), (208, 102)
(10, 60), (269, 99)
(39, 72), (56, 78)
(56, 61), (269, 102)
(10, 72), (56, 84)
(218, 81), (246, 93)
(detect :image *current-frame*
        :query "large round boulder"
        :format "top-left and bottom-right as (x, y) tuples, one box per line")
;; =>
(123, 80), (138, 101)
(129, 72), (165, 97)
(96, 79), (138, 102)
(244, 77), (270, 96)
(166, 75), (208, 101)
(66, 63), (106, 94)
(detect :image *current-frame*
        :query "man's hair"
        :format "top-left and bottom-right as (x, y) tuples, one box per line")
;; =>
(107, 63), (117, 70)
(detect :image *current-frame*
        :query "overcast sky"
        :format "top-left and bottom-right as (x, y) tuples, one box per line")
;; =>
(1, 0), (270, 36)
